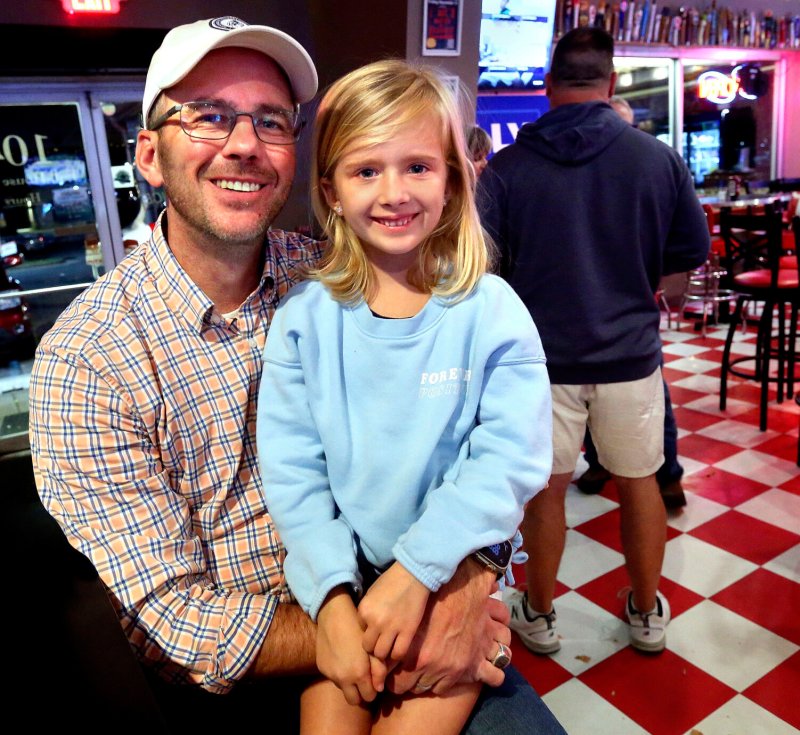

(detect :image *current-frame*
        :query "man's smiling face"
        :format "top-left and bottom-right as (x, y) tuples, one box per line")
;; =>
(150, 47), (297, 251)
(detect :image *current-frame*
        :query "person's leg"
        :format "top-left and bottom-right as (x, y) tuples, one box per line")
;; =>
(524, 383), (587, 612)
(521, 473), (571, 615)
(655, 380), (687, 508)
(613, 474), (666, 613)
(300, 678), (372, 735)
(507, 384), (587, 654)
(656, 381), (681, 482)
(591, 369), (670, 651)
(462, 665), (566, 735)
(374, 683), (480, 735)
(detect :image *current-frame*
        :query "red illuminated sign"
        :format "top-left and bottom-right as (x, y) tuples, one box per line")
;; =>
(697, 71), (739, 104)
(61, 0), (123, 14)
(697, 66), (760, 106)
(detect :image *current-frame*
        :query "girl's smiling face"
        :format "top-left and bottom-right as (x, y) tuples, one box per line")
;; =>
(322, 114), (449, 276)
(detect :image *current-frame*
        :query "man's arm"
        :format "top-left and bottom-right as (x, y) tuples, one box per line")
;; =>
(29, 343), (283, 693)
(246, 603), (317, 677)
(663, 165), (711, 275)
(386, 557), (511, 695)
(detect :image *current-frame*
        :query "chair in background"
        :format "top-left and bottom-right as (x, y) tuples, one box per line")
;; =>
(796, 393), (800, 467)
(718, 204), (799, 431)
(768, 177), (800, 193)
(655, 282), (675, 328)
(676, 205), (737, 336)
(676, 254), (737, 338)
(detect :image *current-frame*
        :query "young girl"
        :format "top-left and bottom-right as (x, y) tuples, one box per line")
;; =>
(257, 59), (552, 734)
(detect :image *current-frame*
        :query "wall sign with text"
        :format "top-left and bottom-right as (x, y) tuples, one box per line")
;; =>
(423, 0), (463, 56)
(476, 94), (550, 154)
(61, 0), (124, 14)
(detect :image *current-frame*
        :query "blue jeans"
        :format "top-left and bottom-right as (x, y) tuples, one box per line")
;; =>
(583, 378), (683, 484)
(464, 665), (566, 734)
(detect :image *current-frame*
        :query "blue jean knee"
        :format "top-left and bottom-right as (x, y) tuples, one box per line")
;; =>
(463, 664), (566, 735)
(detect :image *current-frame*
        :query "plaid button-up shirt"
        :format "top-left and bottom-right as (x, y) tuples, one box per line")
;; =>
(29, 214), (323, 693)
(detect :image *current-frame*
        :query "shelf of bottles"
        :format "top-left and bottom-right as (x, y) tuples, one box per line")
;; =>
(554, 1), (800, 50)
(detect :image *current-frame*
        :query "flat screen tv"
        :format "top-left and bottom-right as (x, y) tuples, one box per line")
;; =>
(478, 0), (557, 91)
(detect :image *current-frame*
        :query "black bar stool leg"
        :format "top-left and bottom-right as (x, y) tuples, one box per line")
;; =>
(757, 302), (773, 431)
(720, 295), (746, 412)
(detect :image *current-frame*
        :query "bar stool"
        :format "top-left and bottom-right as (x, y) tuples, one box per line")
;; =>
(655, 283), (675, 328)
(795, 393), (800, 467)
(718, 204), (799, 431)
(676, 254), (737, 337)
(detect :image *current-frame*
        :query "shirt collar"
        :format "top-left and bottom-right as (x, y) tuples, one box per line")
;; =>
(145, 211), (276, 334)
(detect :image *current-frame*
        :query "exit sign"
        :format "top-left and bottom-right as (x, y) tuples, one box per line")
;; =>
(61, 0), (123, 14)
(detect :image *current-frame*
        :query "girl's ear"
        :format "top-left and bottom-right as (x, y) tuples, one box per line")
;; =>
(320, 177), (339, 211)
(444, 174), (454, 205)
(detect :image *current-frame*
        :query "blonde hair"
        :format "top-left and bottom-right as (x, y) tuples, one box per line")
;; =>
(311, 59), (493, 304)
(467, 125), (492, 161)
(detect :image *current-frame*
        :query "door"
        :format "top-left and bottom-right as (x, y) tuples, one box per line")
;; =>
(0, 80), (156, 453)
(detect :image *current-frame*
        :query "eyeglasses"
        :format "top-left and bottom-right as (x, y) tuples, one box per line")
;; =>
(148, 100), (303, 145)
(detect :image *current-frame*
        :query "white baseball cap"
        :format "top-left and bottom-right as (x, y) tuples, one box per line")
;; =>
(142, 16), (318, 124)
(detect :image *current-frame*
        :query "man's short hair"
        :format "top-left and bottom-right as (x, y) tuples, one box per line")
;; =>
(549, 27), (614, 88)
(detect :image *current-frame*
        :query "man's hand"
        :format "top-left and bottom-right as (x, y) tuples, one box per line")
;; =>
(386, 558), (511, 696)
(358, 561), (429, 662)
(316, 587), (379, 705)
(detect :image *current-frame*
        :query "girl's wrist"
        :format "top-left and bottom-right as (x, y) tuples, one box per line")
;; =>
(318, 585), (357, 621)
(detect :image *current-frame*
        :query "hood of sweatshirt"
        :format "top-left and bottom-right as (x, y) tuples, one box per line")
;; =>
(515, 100), (629, 165)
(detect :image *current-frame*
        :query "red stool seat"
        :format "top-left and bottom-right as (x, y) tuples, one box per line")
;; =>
(734, 269), (798, 289)
(719, 204), (798, 431)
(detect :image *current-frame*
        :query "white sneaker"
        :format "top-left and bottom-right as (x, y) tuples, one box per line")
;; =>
(626, 591), (671, 653)
(503, 587), (560, 654)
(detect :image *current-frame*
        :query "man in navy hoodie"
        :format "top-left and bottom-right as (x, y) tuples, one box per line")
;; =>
(481, 27), (709, 655)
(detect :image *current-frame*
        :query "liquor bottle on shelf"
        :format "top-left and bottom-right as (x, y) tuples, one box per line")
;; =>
(554, 2), (799, 49)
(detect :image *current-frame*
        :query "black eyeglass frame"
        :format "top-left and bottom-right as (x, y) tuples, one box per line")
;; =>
(146, 100), (305, 145)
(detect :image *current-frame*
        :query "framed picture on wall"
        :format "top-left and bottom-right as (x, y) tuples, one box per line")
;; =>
(422, 0), (463, 56)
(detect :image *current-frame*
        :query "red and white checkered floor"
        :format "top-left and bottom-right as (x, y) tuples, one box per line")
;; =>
(512, 319), (799, 734)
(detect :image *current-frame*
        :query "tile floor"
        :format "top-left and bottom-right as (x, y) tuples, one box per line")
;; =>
(511, 318), (799, 734)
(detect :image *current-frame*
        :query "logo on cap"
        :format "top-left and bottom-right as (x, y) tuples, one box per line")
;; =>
(209, 17), (249, 32)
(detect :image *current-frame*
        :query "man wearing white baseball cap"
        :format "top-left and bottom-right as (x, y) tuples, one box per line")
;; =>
(29, 16), (564, 733)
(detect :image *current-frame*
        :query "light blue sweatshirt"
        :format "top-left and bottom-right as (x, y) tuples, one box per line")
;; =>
(257, 274), (552, 620)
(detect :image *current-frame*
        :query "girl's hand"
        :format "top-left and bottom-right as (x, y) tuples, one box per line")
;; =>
(358, 562), (430, 662)
(317, 587), (378, 705)
(370, 653), (389, 693)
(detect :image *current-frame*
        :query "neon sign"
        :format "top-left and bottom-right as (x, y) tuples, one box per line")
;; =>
(698, 71), (738, 104)
(61, 0), (123, 14)
(698, 66), (760, 105)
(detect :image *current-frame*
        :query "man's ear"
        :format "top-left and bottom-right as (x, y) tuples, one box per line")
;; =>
(607, 71), (618, 99)
(320, 177), (338, 211)
(135, 129), (164, 189)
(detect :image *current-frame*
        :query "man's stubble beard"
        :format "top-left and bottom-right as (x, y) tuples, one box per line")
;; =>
(157, 141), (291, 249)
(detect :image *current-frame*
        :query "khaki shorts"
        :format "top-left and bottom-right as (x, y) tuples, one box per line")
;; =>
(550, 367), (665, 478)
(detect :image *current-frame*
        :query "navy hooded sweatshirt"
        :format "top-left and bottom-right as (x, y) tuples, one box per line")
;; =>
(481, 101), (710, 385)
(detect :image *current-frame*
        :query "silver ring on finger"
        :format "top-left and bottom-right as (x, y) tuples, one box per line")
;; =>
(489, 641), (512, 669)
